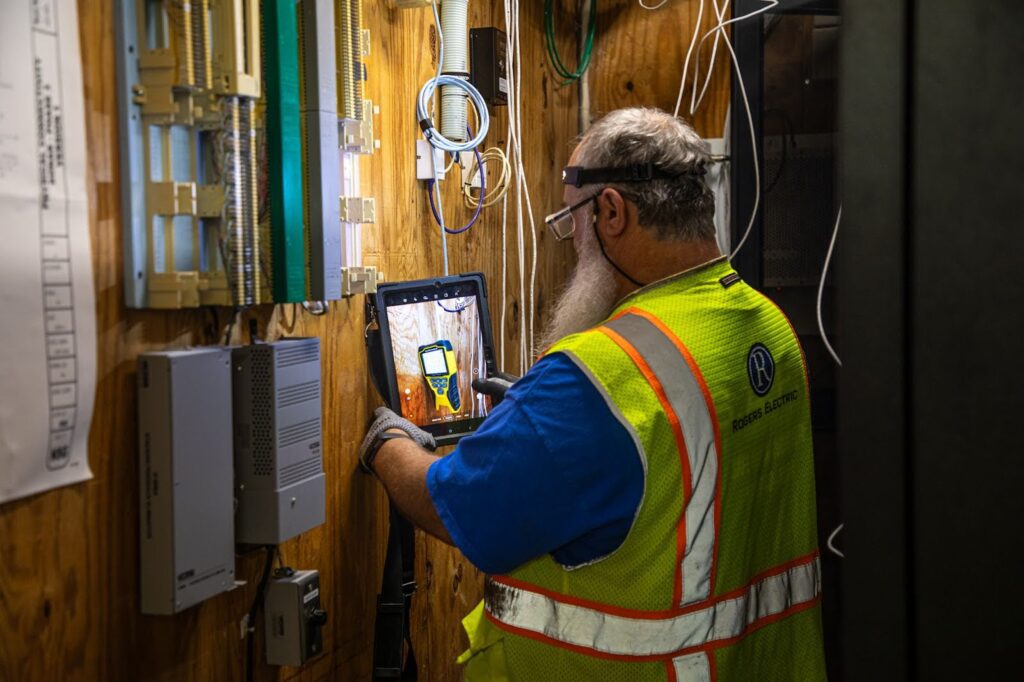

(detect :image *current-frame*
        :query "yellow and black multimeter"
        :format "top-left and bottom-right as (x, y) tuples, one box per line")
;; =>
(418, 340), (461, 413)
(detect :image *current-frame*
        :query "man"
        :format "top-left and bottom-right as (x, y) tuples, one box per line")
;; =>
(359, 107), (826, 680)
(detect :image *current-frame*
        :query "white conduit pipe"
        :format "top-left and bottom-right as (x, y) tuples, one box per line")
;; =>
(440, 0), (469, 142)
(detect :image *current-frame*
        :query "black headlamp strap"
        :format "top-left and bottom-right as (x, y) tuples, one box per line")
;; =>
(562, 162), (706, 188)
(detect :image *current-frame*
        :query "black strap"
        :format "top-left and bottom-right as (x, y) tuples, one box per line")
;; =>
(373, 504), (418, 680)
(562, 162), (706, 188)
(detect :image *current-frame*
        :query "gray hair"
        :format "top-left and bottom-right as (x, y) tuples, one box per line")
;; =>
(574, 107), (715, 241)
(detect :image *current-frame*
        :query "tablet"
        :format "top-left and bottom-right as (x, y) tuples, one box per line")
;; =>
(372, 273), (498, 445)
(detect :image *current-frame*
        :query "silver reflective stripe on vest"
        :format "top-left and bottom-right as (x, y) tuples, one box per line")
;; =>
(605, 313), (719, 606)
(485, 557), (820, 658)
(673, 652), (711, 682)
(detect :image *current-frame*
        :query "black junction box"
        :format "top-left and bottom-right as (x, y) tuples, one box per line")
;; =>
(470, 27), (508, 107)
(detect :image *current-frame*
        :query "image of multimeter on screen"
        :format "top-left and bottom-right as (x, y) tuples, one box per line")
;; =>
(418, 341), (461, 413)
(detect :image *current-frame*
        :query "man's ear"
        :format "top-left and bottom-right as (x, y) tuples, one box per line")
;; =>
(596, 188), (628, 238)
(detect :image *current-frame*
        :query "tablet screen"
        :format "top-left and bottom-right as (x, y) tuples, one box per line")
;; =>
(383, 283), (492, 437)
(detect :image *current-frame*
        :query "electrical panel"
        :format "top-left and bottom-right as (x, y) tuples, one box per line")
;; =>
(232, 339), (325, 545)
(115, 0), (265, 309)
(114, 0), (382, 306)
(335, 0), (383, 295)
(265, 569), (327, 666)
(137, 348), (235, 615)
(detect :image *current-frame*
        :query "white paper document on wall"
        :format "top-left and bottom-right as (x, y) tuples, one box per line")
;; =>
(0, 0), (96, 504)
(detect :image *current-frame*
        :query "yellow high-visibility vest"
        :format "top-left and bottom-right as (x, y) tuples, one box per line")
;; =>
(458, 258), (826, 681)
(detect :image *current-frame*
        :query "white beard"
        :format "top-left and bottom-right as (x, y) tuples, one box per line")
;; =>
(538, 226), (619, 352)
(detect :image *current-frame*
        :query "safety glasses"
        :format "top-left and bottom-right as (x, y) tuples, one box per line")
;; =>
(544, 194), (599, 242)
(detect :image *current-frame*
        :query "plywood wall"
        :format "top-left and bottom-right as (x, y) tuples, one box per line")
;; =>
(0, 1), (728, 680)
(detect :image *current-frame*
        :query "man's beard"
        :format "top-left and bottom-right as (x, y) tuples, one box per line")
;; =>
(538, 225), (619, 352)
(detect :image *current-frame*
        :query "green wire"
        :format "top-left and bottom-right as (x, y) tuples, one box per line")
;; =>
(544, 0), (597, 85)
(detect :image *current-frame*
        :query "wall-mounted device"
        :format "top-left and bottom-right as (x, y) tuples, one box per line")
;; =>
(115, 0), (265, 309)
(137, 348), (235, 615)
(367, 274), (498, 445)
(418, 340), (461, 413)
(470, 27), (508, 107)
(232, 338), (325, 545)
(265, 569), (327, 666)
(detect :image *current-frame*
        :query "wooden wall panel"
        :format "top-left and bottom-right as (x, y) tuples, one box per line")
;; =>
(589, 0), (730, 137)
(0, 1), (727, 680)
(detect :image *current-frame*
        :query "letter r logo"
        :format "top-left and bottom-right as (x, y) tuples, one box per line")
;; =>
(747, 344), (775, 397)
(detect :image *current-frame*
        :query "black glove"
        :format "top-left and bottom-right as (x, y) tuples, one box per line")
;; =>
(358, 406), (437, 474)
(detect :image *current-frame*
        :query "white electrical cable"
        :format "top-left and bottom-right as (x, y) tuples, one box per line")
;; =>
(427, 2), (450, 275)
(417, 74), (489, 153)
(502, 0), (527, 372)
(818, 206), (842, 367)
(668, 0), (762, 259)
(639, 0), (670, 10)
(673, 0), (705, 118)
(826, 523), (845, 558)
(691, 1), (780, 116)
(689, 0), (729, 116)
(721, 24), (759, 260)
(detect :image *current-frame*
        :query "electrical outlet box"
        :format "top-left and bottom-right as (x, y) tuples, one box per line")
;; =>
(232, 339), (325, 545)
(462, 160), (483, 190)
(265, 569), (326, 667)
(137, 348), (235, 615)
(416, 139), (446, 181)
(470, 28), (508, 107)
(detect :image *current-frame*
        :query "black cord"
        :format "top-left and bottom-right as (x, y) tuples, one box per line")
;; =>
(245, 545), (277, 682)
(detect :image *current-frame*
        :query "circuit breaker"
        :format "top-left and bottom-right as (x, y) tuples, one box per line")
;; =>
(232, 338), (326, 544)
(264, 570), (327, 666)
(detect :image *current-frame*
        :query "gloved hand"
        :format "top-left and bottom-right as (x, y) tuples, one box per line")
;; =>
(358, 406), (437, 474)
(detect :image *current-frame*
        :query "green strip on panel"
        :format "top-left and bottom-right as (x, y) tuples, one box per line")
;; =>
(263, 0), (307, 302)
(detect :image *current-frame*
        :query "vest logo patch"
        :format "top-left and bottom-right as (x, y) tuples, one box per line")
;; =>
(719, 272), (741, 288)
(747, 344), (775, 397)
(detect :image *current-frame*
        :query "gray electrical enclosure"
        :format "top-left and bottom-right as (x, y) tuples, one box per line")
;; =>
(265, 569), (326, 666)
(137, 348), (235, 615)
(232, 338), (325, 544)
(301, 0), (342, 301)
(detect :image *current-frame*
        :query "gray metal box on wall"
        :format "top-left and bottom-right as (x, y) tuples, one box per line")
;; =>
(265, 569), (326, 666)
(137, 348), (235, 615)
(232, 338), (325, 544)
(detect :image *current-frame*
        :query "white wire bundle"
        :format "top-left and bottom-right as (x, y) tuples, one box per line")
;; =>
(672, 0), (779, 260)
(416, 77), (489, 155)
(420, 1), (491, 275)
(500, 0), (539, 373)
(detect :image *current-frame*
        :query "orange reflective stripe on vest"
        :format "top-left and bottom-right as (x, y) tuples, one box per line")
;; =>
(485, 553), (821, 660)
